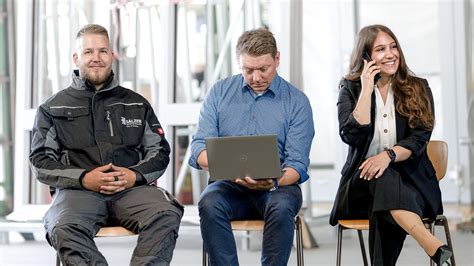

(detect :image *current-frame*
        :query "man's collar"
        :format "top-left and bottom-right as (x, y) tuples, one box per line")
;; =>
(71, 70), (117, 91)
(240, 74), (280, 95)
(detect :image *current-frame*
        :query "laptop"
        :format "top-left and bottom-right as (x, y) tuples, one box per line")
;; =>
(205, 135), (282, 181)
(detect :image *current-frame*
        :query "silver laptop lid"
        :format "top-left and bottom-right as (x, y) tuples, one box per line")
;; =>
(205, 135), (282, 181)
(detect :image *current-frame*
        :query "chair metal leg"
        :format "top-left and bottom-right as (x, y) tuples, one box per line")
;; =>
(438, 215), (456, 266)
(336, 224), (368, 266)
(336, 225), (343, 266)
(295, 216), (304, 266)
(357, 230), (368, 266)
(243, 230), (250, 250)
(427, 215), (456, 266)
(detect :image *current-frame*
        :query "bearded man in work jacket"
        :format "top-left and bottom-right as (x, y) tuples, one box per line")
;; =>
(29, 24), (183, 266)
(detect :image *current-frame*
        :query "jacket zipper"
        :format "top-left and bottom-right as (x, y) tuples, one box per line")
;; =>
(106, 110), (114, 137)
(91, 93), (103, 164)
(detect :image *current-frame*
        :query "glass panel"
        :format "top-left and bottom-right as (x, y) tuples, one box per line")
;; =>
(469, 0), (474, 183)
(359, 1), (440, 74)
(115, 2), (162, 105)
(0, 5), (8, 140)
(302, 1), (342, 168)
(174, 126), (193, 204)
(0, 185), (5, 216)
(0, 84), (4, 137)
(0, 16), (6, 75)
(0, 146), (3, 183)
(358, 1), (442, 137)
(0, 145), (4, 212)
(34, 0), (115, 107)
(471, 0), (474, 95)
(116, 2), (139, 91)
(0, 0), (12, 216)
(0, 186), (4, 201)
(175, 2), (207, 103)
(150, 4), (163, 103)
(136, 6), (158, 101)
(35, 0), (73, 107)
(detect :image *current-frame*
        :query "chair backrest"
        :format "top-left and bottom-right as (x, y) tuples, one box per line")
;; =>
(426, 140), (448, 181)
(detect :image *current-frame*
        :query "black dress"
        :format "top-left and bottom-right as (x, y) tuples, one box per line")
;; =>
(369, 166), (431, 218)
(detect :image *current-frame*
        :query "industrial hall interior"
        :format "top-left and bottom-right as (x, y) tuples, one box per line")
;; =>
(0, 0), (473, 265)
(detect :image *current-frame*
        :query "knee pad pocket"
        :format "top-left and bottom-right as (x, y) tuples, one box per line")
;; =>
(49, 219), (97, 247)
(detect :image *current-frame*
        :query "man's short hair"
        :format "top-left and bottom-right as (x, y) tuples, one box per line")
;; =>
(76, 24), (109, 40)
(235, 28), (277, 59)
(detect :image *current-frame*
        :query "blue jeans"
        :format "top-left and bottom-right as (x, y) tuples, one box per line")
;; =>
(199, 180), (302, 266)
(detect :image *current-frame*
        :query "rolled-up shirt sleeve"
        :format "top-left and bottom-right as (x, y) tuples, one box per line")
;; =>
(282, 95), (315, 183)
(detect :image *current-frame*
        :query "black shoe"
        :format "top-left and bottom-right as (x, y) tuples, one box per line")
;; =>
(430, 245), (453, 266)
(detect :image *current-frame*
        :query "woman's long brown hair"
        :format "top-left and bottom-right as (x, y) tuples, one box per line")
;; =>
(345, 24), (434, 130)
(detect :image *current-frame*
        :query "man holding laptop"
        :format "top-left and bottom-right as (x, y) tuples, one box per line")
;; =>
(189, 28), (314, 266)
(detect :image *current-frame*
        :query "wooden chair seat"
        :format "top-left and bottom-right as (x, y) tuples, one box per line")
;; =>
(230, 220), (265, 231)
(337, 220), (369, 231)
(95, 226), (135, 237)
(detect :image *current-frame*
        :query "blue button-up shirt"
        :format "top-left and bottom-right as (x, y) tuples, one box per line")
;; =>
(189, 74), (315, 183)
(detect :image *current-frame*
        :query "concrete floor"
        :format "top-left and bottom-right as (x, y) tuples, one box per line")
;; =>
(1, 204), (473, 266)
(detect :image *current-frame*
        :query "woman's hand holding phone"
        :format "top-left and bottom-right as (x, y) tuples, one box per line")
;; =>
(361, 51), (381, 94)
(352, 52), (379, 125)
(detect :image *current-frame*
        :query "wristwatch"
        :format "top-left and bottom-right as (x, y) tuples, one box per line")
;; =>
(269, 178), (279, 192)
(385, 148), (396, 163)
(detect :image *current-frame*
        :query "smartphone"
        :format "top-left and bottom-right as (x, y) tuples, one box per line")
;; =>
(363, 51), (381, 83)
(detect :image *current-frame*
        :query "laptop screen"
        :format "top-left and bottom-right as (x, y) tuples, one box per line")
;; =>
(205, 135), (282, 181)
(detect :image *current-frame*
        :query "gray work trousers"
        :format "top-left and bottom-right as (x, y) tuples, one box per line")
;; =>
(44, 185), (184, 266)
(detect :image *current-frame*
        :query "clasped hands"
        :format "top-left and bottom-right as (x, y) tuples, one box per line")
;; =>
(82, 163), (136, 195)
(359, 151), (391, 181)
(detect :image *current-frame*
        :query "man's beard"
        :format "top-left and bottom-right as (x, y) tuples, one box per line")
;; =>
(83, 67), (111, 86)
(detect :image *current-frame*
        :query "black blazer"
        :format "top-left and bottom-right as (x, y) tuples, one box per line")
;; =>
(329, 78), (442, 226)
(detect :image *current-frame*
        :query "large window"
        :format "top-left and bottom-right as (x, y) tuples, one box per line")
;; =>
(9, 0), (473, 222)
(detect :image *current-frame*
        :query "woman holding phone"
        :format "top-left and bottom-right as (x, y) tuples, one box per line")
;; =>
(329, 24), (452, 265)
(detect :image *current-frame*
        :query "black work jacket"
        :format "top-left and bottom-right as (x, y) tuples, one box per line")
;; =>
(30, 70), (170, 190)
